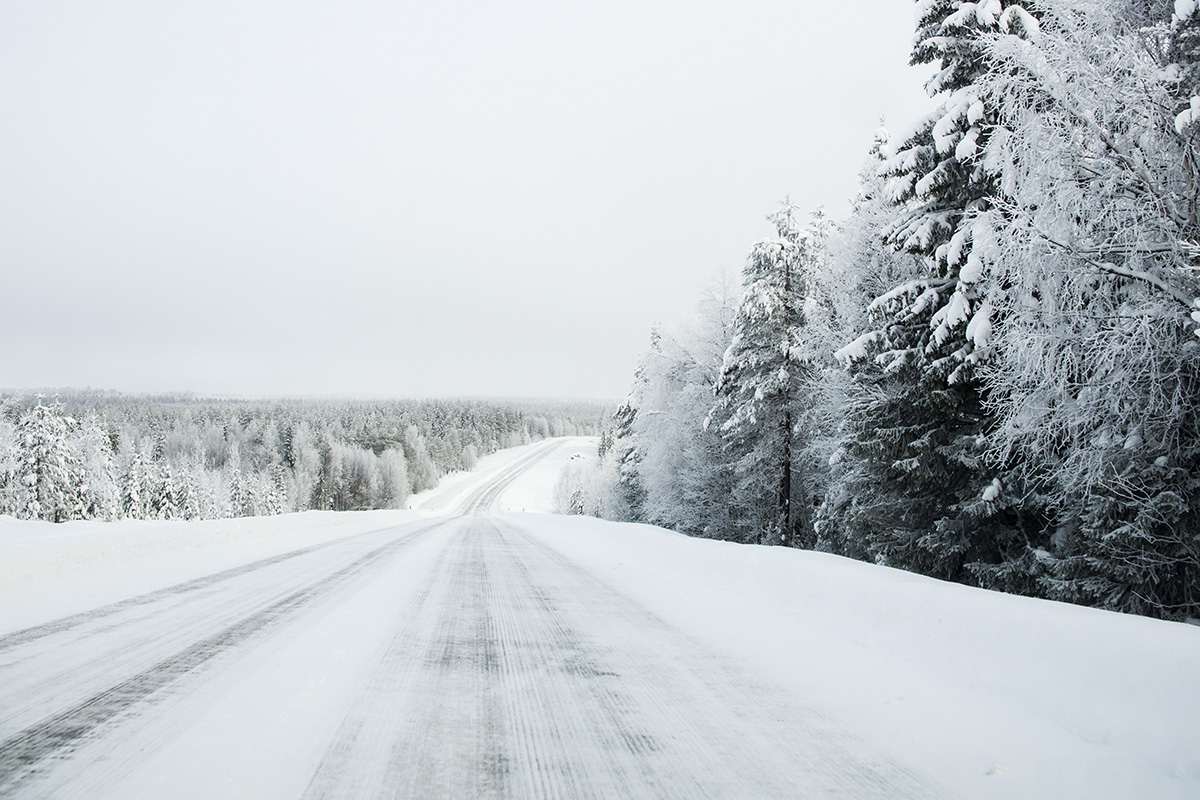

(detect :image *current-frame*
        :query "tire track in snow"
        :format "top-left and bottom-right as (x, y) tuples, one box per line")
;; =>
(481, 519), (637, 799)
(302, 440), (583, 798)
(0, 521), (446, 797)
(303, 521), (513, 799)
(307, 511), (944, 798)
(455, 439), (563, 517)
(303, 435), (943, 798)
(478, 518), (735, 798)
(299, 518), (819, 798)
(495, 517), (946, 799)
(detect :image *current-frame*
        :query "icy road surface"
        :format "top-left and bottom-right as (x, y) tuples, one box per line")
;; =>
(0, 439), (942, 799)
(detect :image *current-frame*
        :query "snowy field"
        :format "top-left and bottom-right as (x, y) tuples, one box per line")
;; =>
(0, 436), (1197, 799)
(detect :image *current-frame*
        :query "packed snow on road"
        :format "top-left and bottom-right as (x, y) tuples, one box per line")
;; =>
(0, 438), (1197, 799)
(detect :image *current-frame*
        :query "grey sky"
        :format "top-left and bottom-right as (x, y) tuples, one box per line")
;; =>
(1, 1), (931, 399)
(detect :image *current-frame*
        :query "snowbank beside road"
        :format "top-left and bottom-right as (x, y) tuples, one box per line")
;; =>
(0, 511), (416, 634)
(509, 513), (1200, 800)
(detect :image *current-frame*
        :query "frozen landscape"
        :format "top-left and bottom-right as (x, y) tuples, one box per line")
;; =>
(5, 1), (1200, 797)
(1, 438), (1197, 799)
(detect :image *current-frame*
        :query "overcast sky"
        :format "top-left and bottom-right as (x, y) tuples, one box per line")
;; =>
(0, 1), (931, 399)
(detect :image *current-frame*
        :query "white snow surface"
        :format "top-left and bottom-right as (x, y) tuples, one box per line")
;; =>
(1, 437), (1197, 799)
(516, 513), (1200, 800)
(1176, 0), (1197, 25)
(0, 508), (421, 634)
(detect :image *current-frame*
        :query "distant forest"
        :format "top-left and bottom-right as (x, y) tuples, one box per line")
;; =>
(558, 0), (1200, 622)
(0, 392), (607, 523)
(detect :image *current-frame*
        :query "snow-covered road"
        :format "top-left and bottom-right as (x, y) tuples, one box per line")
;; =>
(2, 438), (1197, 799)
(0, 440), (938, 798)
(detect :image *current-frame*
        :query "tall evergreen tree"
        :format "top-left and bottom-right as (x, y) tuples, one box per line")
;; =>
(155, 462), (181, 520)
(880, 0), (1039, 381)
(834, 0), (1044, 585)
(177, 459), (202, 520)
(0, 414), (17, 516)
(819, 129), (926, 557)
(713, 202), (826, 547)
(120, 446), (149, 520)
(605, 397), (645, 522)
(14, 401), (88, 523)
(227, 439), (252, 517)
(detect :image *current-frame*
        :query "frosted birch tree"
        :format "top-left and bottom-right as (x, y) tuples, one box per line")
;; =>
(974, 0), (1200, 617)
(623, 275), (739, 538)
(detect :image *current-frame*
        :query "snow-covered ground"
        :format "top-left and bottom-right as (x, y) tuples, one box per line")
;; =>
(1, 436), (1197, 798)
(514, 514), (1200, 799)
(0, 509), (414, 634)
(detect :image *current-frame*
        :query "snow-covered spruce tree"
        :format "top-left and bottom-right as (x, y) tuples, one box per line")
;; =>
(603, 397), (645, 522)
(0, 414), (17, 516)
(712, 203), (827, 547)
(177, 460), (202, 520)
(308, 437), (337, 511)
(834, 0), (1045, 585)
(828, 128), (924, 332)
(119, 445), (150, 519)
(258, 466), (287, 515)
(14, 400), (90, 523)
(818, 130), (928, 557)
(6, 406), (115, 521)
(227, 439), (253, 517)
(155, 462), (182, 520)
(974, 0), (1200, 618)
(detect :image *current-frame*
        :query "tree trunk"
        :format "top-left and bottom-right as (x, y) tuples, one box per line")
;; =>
(780, 406), (792, 547)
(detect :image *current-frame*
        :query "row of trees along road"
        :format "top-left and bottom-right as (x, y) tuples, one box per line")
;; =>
(559, 0), (1200, 622)
(0, 393), (608, 523)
